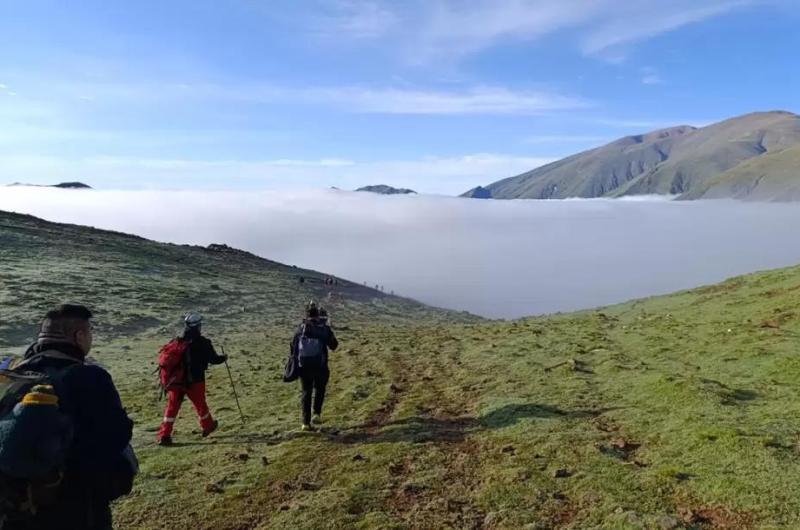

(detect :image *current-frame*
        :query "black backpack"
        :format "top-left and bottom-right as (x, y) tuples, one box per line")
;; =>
(282, 353), (300, 383)
(297, 324), (325, 368)
(0, 352), (78, 523)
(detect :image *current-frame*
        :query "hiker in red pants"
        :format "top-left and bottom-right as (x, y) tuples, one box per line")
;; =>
(157, 312), (227, 446)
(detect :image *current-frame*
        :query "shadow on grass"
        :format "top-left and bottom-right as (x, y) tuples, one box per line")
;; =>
(699, 378), (758, 405)
(161, 431), (312, 447)
(155, 404), (622, 447)
(335, 416), (477, 445)
(479, 403), (616, 429)
(332, 403), (621, 445)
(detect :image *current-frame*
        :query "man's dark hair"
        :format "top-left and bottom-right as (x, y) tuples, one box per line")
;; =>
(40, 304), (93, 340)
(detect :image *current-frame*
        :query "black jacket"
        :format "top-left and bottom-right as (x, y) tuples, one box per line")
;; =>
(290, 319), (338, 366)
(180, 331), (225, 384)
(21, 342), (134, 530)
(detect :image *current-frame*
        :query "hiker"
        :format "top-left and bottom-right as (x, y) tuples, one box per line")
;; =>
(291, 302), (338, 431)
(0, 304), (135, 530)
(156, 312), (226, 446)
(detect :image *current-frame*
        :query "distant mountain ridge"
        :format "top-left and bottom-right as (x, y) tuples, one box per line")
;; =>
(8, 181), (92, 189)
(356, 185), (417, 195)
(462, 111), (800, 201)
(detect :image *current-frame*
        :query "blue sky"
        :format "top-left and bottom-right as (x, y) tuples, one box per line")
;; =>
(1, 0), (798, 194)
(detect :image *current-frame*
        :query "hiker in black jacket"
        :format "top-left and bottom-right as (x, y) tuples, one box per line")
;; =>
(14, 304), (134, 530)
(291, 303), (338, 431)
(157, 312), (226, 446)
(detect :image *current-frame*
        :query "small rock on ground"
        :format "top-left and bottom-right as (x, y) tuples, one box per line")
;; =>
(657, 515), (682, 529)
(552, 468), (572, 478)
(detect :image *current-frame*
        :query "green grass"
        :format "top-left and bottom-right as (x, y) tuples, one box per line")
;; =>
(3, 210), (800, 529)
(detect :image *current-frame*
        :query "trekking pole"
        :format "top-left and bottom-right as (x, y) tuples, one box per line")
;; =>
(221, 346), (246, 426)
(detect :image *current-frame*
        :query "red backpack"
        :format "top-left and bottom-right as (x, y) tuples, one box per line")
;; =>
(158, 339), (189, 390)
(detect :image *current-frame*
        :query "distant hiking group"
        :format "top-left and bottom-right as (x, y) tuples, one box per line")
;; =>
(0, 301), (338, 530)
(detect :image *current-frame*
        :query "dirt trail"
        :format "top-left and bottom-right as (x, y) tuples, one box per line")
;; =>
(230, 327), (488, 530)
(380, 329), (487, 529)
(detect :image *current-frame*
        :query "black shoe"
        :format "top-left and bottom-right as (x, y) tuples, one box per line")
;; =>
(157, 436), (173, 446)
(202, 419), (219, 438)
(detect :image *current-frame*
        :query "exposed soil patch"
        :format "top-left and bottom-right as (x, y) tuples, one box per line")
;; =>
(597, 438), (641, 462)
(546, 494), (580, 528)
(365, 382), (404, 429)
(679, 505), (755, 529)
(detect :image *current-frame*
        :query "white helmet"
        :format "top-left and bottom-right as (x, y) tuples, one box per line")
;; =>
(184, 312), (203, 328)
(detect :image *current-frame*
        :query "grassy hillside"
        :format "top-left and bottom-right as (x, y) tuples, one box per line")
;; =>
(463, 111), (800, 201)
(3, 211), (800, 529)
(620, 111), (800, 198)
(680, 144), (800, 201)
(0, 210), (472, 349)
(464, 126), (695, 200)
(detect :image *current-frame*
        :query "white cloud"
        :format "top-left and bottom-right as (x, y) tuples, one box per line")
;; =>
(640, 67), (665, 85)
(304, 86), (588, 114)
(581, 1), (753, 55)
(641, 76), (663, 85)
(0, 153), (554, 195)
(522, 134), (610, 144)
(4, 189), (800, 319)
(315, 0), (763, 61)
(47, 81), (587, 115)
(594, 117), (715, 129)
(323, 0), (398, 38)
(0, 83), (18, 97)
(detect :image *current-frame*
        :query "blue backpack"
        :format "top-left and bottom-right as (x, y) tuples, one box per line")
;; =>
(0, 352), (77, 520)
(297, 324), (325, 368)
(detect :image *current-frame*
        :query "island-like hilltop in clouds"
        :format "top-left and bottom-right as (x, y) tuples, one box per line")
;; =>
(464, 111), (800, 201)
(356, 184), (417, 195)
(8, 182), (92, 189)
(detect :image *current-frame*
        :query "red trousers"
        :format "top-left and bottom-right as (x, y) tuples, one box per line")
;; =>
(158, 382), (215, 438)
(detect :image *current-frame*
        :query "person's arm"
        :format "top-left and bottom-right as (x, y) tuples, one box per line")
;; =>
(205, 338), (227, 365)
(70, 365), (133, 468)
(326, 327), (338, 351)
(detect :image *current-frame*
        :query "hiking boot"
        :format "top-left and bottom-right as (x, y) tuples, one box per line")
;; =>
(311, 414), (323, 425)
(157, 436), (173, 446)
(202, 419), (219, 438)
(301, 423), (317, 432)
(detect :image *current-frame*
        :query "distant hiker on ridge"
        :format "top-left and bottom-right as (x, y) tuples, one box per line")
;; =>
(0, 304), (135, 530)
(291, 302), (338, 431)
(157, 312), (227, 446)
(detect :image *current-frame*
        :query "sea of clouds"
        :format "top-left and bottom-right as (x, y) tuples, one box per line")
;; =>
(3, 187), (800, 319)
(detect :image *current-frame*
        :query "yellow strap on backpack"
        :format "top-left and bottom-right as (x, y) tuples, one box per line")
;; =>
(21, 385), (59, 407)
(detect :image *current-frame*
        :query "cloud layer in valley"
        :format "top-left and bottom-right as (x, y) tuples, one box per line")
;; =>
(3, 188), (800, 319)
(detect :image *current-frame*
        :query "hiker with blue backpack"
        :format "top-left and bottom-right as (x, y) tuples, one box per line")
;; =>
(0, 304), (135, 530)
(156, 312), (227, 446)
(290, 302), (338, 431)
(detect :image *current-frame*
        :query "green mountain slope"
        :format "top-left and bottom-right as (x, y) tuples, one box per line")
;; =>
(0, 210), (474, 348)
(617, 111), (800, 197)
(3, 212), (800, 528)
(680, 144), (800, 201)
(465, 126), (696, 199)
(464, 111), (800, 201)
